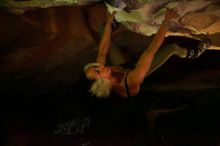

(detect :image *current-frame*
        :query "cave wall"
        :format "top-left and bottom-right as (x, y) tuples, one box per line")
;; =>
(0, 3), (110, 88)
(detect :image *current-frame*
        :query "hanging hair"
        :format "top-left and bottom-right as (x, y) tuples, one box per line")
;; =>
(83, 62), (101, 72)
(90, 78), (112, 98)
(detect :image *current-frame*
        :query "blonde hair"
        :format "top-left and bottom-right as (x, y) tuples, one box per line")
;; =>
(83, 63), (101, 72)
(90, 78), (112, 98)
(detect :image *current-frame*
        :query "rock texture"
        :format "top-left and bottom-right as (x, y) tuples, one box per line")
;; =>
(0, 5), (98, 88)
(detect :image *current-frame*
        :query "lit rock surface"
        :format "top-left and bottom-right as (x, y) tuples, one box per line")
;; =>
(0, 0), (99, 14)
(106, 0), (220, 49)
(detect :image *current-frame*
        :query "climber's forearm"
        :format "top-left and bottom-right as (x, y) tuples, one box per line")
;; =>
(96, 13), (114, 65)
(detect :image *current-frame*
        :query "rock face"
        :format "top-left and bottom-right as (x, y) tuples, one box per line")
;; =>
(0, 0), (99, 14)
(107, 0), (220, 49)
(0, 2), (220, 93)
(0, 5), (99, 88)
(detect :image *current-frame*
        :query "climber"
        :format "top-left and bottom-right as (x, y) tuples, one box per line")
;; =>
(84, 8), (210, 98)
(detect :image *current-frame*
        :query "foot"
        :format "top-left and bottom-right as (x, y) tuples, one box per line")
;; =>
(186, 37), (211, 59)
